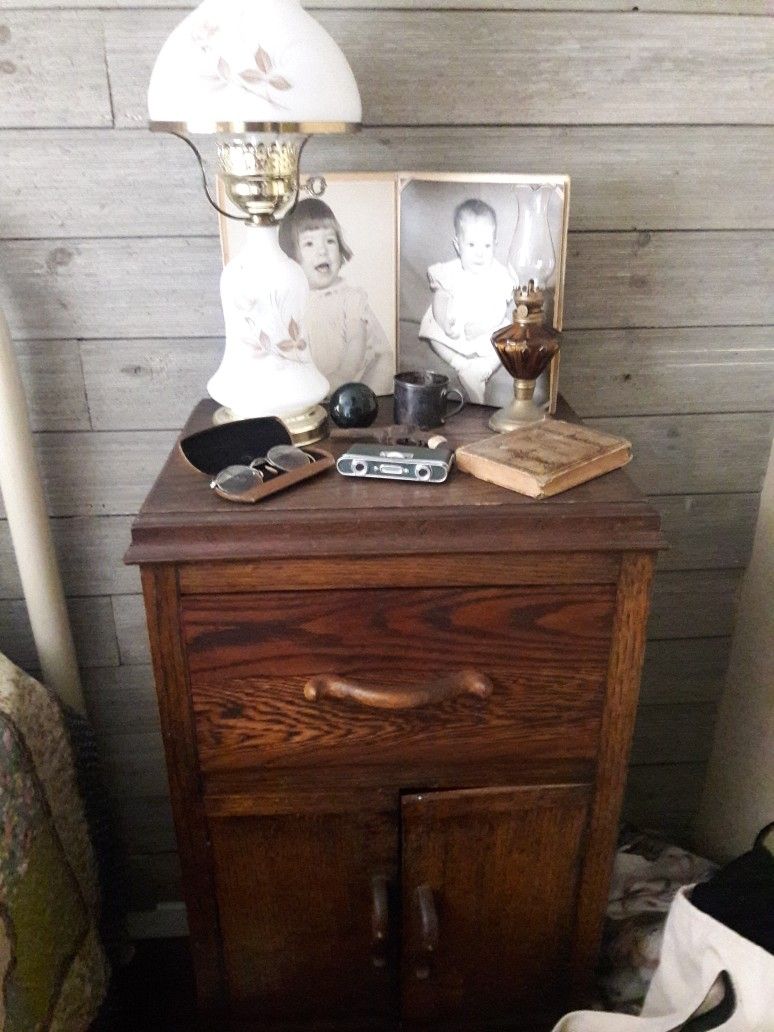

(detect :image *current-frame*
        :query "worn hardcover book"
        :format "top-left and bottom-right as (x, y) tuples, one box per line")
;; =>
(456, 419), (632, 498)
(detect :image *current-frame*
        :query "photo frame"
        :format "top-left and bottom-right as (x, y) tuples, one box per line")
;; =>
(219, 171), (570, 412)
(219, 172), (398, 398)
(398, 174), (570, 413)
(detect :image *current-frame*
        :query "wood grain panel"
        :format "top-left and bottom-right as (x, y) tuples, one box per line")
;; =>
(104, 10), (773, 127)
(210, 807), (397, 1024)
(11, 340), (90, 431)
(0, 431), (176, 519)
(0, 596), (119, 669)
(184, 585), (614, 772)
(4, 128), (773, 237)
(648, 570), (742, 639)
(653, 494), (760, 571)
(0, 12), (111, 128)
(561, 328), (774, 417)
(571, 552), (654, 994)
(401, 785), (591, 1025)
(639, 638), (730, 705)
(178, 552), (621, 594)
(588, 414), (773, 496)
(5, 234), (771, 342)
(0, 517), (138, 599)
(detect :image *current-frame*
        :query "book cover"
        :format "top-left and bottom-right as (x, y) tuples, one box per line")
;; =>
(455, 420), (632, 498)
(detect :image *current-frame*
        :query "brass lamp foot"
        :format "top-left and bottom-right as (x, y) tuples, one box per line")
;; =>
(212, 403), (329, 445)
(488, 379), (545, 433)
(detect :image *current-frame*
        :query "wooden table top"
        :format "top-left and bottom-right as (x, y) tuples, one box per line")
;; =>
(126, 398), (663, 564)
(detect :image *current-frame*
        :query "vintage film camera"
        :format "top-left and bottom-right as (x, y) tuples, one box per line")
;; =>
(336, 444), (454, 484)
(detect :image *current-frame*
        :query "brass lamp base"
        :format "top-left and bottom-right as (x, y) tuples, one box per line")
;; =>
(212, 404), (329, 445)
(488, 379), (546, 433)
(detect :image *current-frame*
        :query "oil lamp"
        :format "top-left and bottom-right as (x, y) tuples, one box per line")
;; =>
(489, 282), (560, 433)
(148, 0), (361, 442)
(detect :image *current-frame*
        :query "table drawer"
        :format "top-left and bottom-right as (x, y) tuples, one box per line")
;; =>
(181, 585), (615, 774)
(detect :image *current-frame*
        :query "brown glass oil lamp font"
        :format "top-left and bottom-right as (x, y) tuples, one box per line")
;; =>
(489, 281), (560, 433)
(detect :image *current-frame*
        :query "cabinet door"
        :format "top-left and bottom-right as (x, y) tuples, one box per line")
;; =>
(401, 784), (592, 1028)
(209, 805), (398, 1027)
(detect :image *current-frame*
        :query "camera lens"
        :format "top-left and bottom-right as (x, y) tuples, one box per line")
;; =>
(351, 459), (368, 476)
(415, 464), (432, 481)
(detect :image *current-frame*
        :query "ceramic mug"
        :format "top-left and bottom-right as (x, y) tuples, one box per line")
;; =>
(393, 371), (465, 430)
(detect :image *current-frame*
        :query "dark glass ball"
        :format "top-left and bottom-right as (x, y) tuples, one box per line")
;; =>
(329, 382), (379, 428)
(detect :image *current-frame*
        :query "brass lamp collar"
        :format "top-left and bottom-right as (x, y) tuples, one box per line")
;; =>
(149, 120), (361, 135)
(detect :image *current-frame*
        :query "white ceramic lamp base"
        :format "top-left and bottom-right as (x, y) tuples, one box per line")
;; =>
(207, 223), (329, 439)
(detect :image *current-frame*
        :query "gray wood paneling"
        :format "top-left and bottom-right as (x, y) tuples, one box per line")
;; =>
(4, 128), (773, 237)
(0, 130), (211, 239)
(80, 333), (774, 432)
(6, 2), (769, 12)
(0, 238), (222, 341)
(623, 763), (707, 844)
(4, 233), (771, 342)
(588, 413), (773, 496)
(0, 12), (111, 128)
(112, 594), (151, 666)
(126, 853), (182, 911)
(561, 328), (774, 418)
(82, 664), (158, 733)
(0, 418), (765, 519)
(639, 638), (731, 705)
(104, 10), (774, 127)
(630, 703), (717, 766)
(654, 494), (760, 571)
(0, 432), (176, 519)
(114, 796), (176, 855)
(0, 517), (138, 598)
(0, 596), (119, 669)
(80, 338), (221, 431)
(648, 570), (742, 640)
(13, 340), (90, 431)
(99, 730), (167, 796)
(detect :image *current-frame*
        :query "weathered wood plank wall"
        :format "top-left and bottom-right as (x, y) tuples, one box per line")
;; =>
(0, 1), (771, 916)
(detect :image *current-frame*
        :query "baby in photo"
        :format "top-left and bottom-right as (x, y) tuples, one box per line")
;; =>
(279, 198), (393, 395)
(419, 198), (514, 404)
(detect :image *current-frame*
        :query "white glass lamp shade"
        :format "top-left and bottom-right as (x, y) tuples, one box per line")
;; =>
(148, 0), (362, 131)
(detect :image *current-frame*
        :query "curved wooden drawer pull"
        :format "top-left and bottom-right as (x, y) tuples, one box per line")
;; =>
(303, 668), (493, 710)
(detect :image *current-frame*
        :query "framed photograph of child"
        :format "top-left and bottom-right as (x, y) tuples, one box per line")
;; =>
(219, 173), (398, 398)
(398, 173), (570, 412)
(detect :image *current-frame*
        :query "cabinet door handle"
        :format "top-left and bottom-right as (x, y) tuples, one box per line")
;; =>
(303, 668), (493, 710)
(371, 874), (389, 968)
(414, 883), (439, 980)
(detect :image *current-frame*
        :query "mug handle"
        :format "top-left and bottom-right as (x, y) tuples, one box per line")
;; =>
(441, 388), (465, 423)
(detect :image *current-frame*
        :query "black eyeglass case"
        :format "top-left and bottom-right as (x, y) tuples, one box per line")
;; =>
(179, 416), (334, 503)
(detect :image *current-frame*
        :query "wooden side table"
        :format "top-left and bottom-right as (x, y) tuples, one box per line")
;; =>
(127, 399), (662, 1031)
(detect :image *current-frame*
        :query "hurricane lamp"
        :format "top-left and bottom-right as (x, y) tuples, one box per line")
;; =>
(489, 282), (560, 433)
(148, 0), (362, 442)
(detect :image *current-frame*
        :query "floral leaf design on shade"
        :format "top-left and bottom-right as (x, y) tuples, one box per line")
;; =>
(236, 46), (292, 107)
(201, 56), (233, 90)
(190, 21), (220, 52)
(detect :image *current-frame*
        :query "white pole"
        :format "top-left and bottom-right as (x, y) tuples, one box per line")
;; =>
(0, 308), (85, 713)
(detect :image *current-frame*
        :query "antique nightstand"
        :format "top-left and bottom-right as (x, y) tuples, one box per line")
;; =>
(126, 399), (662, 1031)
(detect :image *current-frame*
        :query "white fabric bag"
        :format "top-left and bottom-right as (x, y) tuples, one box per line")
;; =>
(552, 887), (774, 1032)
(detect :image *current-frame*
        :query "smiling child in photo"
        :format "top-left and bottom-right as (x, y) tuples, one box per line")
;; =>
(279, 198), (393, 395)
